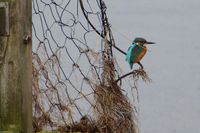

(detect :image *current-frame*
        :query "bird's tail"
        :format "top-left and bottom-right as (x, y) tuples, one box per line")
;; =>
(130, 63), (133, 69)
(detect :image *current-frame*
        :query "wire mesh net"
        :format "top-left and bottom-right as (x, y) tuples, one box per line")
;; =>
(32, 0), (151, 132)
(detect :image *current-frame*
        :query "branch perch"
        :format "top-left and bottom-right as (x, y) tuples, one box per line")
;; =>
(115, 70), (138, 83)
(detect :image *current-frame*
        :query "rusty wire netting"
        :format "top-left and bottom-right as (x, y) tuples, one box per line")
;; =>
(32, 0), (151, 132)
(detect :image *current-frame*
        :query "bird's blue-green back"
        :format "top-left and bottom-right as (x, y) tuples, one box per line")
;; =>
(126, 44), (144, 69)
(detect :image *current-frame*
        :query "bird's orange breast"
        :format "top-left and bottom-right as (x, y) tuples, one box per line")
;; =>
(134, 46), (147, 63)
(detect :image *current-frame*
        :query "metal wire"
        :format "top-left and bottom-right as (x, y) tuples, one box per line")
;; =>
(32, 0), (141, 132)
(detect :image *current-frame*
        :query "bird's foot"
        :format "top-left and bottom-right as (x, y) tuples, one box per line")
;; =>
(137, 62), (144, 69)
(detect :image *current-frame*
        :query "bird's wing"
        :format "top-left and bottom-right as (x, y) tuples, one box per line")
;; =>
(126, 44), (136, 68)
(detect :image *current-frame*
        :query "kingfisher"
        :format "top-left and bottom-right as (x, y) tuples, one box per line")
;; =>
(126, 37), (155, 69)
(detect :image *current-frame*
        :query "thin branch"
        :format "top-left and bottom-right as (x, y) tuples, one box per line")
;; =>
(113, 45), (126, 55)
(79, 0), (126, 56)
(79, 0), (103, 38)
(115, 70), (136, 83)
(115, 70), (134, 83)
(115, 66), (143, 83)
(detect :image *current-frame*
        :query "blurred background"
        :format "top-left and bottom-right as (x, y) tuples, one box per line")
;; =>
(106, 0), (200, 132)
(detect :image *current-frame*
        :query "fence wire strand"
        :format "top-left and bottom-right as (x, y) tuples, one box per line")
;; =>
(32, 0), (149, 132)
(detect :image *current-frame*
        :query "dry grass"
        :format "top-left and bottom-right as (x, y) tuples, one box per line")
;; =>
(32, 54), (149, 133)
(131, 69), (152, 83)
(92, 58), (139, 133)
(94, 84), (138, 133)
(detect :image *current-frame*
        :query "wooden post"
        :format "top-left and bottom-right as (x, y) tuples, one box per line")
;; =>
(0, 0), (32, 132)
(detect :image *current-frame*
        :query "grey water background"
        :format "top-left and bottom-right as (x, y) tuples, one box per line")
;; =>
(106, 0), (200, 133)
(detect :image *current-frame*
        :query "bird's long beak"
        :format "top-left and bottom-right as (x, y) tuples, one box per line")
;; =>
(146, 42), (156, 45)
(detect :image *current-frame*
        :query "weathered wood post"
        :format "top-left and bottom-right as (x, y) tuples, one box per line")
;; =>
(0, 0), (32, 132)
